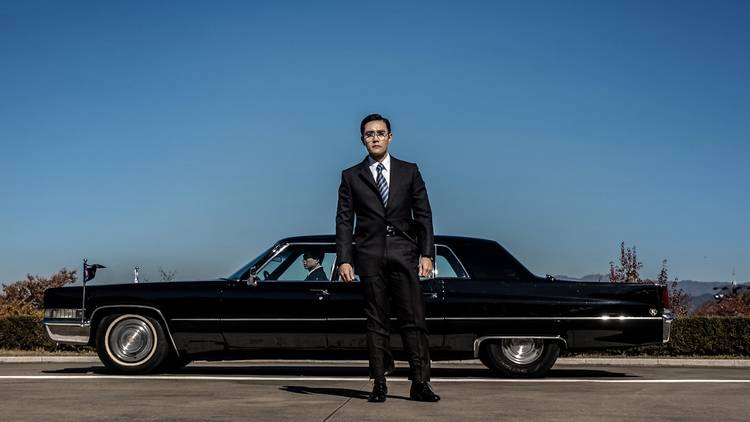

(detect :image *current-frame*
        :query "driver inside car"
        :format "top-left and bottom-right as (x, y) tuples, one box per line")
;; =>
(302, 250), (328, 281)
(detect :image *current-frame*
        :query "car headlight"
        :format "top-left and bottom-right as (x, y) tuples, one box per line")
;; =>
(44, 308), (83, 319)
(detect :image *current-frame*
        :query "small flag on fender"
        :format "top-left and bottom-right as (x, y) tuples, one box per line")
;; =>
(83, 260), (106, 283)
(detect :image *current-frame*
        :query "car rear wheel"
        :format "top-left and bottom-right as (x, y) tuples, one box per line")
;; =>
(96, 314), (169, 374)
(479, 338), (560, 378)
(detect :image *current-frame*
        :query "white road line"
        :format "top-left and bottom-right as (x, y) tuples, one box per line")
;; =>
(0, 376), (748, 383)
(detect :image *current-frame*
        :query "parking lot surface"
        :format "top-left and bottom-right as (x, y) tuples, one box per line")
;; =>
(1, 361), (748, 421)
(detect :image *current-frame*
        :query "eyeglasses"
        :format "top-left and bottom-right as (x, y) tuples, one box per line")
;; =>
(363, 130), (389, 139)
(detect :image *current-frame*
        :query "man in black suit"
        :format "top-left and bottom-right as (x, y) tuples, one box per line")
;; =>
(302, 250), (328, 281)
(336, 113), (440, 402)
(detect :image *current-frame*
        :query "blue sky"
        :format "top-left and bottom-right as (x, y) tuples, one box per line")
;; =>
(1, 0), (748, 285)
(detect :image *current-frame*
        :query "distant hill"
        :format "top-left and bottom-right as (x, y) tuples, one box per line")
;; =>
(675, 280), (750, 312)
(673, 280), (744, 296)
(688, 293), (716, 313)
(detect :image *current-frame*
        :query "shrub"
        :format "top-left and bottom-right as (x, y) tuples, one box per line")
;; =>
(0, 315), (90, 352)
(662, 316), (750, 355)
(0, 269), (77, 317)
(694, 292), (750, 317)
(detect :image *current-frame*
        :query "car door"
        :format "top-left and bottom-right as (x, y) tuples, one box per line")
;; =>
(220, 243), (331, 350)
(440, 242), (565, 349)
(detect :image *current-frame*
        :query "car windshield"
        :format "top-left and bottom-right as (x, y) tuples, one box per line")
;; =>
(225, 245), (275, 280)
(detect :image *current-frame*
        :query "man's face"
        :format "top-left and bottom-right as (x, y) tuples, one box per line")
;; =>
(303, 256), (319, 270)
(361, 120), (392, 158)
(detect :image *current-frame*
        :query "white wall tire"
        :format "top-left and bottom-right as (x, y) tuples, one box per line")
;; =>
(96, 313), (169, 374)
(480, 338), (560, 378)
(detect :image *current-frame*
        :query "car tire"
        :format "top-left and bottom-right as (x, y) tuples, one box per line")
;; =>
(479, 338), (560, 378)
(96, 313), (170, 374)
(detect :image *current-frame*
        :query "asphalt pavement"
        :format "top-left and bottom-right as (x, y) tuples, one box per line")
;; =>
(1, 361), (748, 421)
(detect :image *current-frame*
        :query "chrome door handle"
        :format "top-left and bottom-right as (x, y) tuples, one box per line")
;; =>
(423, 292), (438, 299)
(309, 289), (329, 295)
(309, 289), (330, 299)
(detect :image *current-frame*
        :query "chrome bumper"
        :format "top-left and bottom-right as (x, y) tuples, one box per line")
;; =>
(43, 321), (91, 345)
(662, 311), (674, 343)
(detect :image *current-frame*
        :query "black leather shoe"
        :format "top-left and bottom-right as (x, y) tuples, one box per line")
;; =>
(409, 382), (440, 402)
(368, 380), (388, 403)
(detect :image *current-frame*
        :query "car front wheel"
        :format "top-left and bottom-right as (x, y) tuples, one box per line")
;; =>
(96, 313), (169, 374)
(479, 338), (560, 378)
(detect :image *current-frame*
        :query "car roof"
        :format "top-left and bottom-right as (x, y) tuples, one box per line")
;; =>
(275, 234), (492, 245)
(272, 234), (534, 280)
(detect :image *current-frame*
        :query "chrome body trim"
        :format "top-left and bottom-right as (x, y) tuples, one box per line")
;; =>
(42, 320), (88, 326)
(328, 257), (337, 281)
(171, 318), (221, 322)
(43, 322), (91, 345)
(662, 311), (674, 343)
(220, 318), (326, 321)
(172, 318), (330, 322)
(473, 335), (567, 358)
(174, 317), (437, 322)
(172, 316), (657, 322)
(89, 305), (181, 357)
(327, 318), (366, 321)
(172, 317), (443, 322)
(447, 316), (662, 321)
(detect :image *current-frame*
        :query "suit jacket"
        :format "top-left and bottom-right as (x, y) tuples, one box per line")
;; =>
(336, 155), (434, 276)
(304, 266), (328, 281)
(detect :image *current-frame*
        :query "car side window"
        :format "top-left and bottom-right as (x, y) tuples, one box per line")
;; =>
(277, 251), (336, 281)
(257, 249), (293, 280)
(256, 244), (336, 282)
(328, 244), (466, 281)
(434, 245), (468, 279)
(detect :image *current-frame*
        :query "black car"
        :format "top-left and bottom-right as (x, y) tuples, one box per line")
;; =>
(43, 235), (673, 377)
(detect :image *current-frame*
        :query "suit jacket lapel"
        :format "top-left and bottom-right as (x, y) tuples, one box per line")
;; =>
(386, 156), (401, 213)
(357, 158), (386, 213)
(357, 157), (376, 189)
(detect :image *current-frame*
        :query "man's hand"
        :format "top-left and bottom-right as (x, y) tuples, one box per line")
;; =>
(339, 263), (355, 283)
(418, 257), (434, 278)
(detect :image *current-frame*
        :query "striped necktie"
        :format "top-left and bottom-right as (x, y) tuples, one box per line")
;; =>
(376, 163), (389, 207)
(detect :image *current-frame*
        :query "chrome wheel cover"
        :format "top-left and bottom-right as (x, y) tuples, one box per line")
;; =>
(105, 315), (157, 366)
(500, 338), (544, 365)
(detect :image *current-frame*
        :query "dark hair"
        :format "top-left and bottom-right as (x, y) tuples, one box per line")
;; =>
(360, 113), (391, 136)
(303, 250), (324, 263)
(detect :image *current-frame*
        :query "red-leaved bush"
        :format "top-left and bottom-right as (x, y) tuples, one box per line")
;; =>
(0, 269), (77, 317)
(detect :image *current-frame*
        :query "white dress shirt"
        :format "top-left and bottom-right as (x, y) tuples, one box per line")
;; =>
(367, 153), (391, 187)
